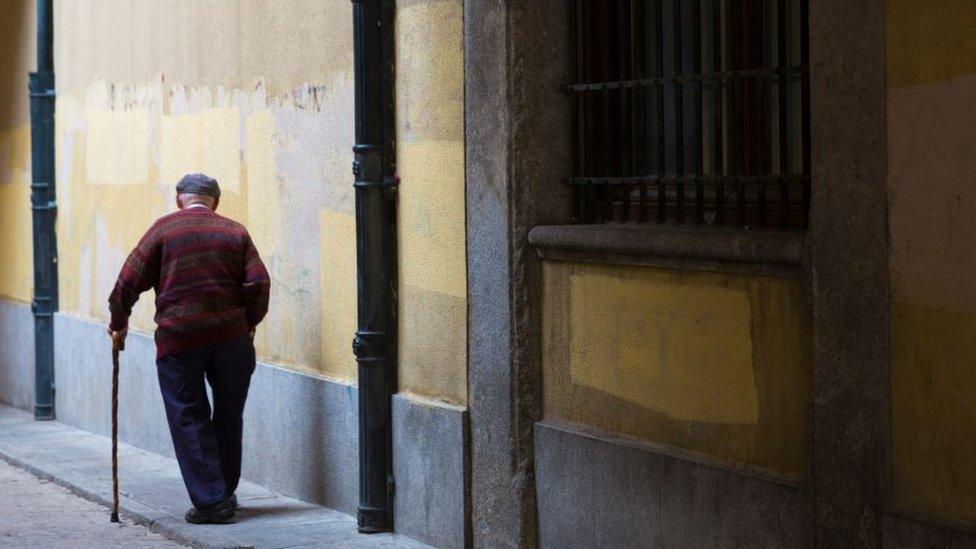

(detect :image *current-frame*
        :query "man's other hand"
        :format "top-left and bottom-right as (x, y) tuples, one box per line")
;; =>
(107, 327), (127, 352)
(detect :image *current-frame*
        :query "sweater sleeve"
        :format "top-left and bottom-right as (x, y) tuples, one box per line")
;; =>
(242, 232), (271, 329)
(107, 226), (162, 331)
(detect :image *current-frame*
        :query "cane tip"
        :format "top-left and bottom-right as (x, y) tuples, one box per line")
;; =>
(110, 512), (120, 523)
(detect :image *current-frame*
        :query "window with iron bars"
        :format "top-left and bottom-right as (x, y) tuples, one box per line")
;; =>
(572, 0), (810, 229)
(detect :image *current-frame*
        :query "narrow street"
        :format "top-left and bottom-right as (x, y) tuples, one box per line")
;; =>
(0, 458), (185, 548)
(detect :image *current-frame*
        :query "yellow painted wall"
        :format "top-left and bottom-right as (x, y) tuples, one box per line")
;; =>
(51, 0), (468, 397)
(395, 0), (467, 405)
(54, 1), (358, 380)
(0, 0), (35, 303)
(887, 0), (976, 526)
(542, 262), (811, 480)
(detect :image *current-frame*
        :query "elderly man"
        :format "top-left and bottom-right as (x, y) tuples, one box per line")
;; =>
(107, 173), (270, 524)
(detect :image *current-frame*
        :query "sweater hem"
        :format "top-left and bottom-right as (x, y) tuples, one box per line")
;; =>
(155, 321), (250, 359)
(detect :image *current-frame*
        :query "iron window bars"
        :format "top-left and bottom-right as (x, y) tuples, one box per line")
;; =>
(571, 0), (810, 229)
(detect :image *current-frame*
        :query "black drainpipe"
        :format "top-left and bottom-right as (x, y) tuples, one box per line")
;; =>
(29, 0), (58, 421)
(351, 0), (397, 534)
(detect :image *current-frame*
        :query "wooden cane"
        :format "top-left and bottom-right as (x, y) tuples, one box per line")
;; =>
(110, 332), (124, 523)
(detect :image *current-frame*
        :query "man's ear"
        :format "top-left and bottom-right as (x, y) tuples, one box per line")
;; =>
(212, 197), (220, 211)
(175, 195), (183, 210)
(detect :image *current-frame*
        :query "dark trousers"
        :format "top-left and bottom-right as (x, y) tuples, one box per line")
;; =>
(156, 335), (256, 507)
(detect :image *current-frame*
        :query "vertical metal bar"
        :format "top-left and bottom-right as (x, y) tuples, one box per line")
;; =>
(30, 0), (57, 421)
(656, 0), (667, 223)
(693, 0), (704, 224)
(351, 0), (397, 533)
(629, 0), (639, 222)
(713, 0), (725, 225)
(673, 0), (685, 223)
(757, 0), (769, 227)
(618, 0), (631, 222)
(573, 0), (584, 222)
(583, 0), (595, 222)
(638, 0), (650, 222)
(731, 0), (746, 226)
(777, 0), (791, 227)
(799, 0), (811, 228)
(600, 1), (614, 221)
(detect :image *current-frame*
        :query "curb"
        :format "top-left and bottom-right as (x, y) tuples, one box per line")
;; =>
(0, 447), (247, 549)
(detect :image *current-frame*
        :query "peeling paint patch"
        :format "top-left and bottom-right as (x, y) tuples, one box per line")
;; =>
(85, 109), (151, 185)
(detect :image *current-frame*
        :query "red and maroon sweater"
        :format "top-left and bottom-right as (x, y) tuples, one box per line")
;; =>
(108, 207), (270, 358)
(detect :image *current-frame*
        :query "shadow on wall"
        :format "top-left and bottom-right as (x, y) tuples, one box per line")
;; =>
(0, 0), (30, 132)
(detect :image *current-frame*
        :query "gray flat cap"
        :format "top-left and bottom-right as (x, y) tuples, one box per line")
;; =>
(176, 173), (221, 199)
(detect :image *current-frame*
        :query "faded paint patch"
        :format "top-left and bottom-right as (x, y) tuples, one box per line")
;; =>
(887, 0), (976, 89)
(56, 74), (354, 375)
(83, 81), (161, 186)
(568, 268), (758, 424)
(85, 109), (151, 185)
(892, 301), (976, 526)
(161, 107), (242, 194)
(543, 262), (811, 478)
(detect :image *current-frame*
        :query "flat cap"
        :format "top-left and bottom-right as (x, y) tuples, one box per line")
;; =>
(176, 173), (221, 199)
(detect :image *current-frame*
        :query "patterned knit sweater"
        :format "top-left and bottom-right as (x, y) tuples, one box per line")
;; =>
(108, 207), (270, 358)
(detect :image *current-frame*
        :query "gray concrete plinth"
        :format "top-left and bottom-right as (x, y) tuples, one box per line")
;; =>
(392, 394), (469, 548)
(0, 299), (35, 411)
(534, 421), (811, 548)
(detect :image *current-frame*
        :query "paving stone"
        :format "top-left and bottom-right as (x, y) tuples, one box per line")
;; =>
(0, 405), (429, 549)
(0, 457), (186, 548)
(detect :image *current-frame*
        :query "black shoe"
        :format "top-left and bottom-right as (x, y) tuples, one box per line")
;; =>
(185, 498), (235, 524)
(229, 493), (238, 509)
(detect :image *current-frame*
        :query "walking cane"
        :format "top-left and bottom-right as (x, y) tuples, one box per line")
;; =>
(110, 331), (124, 523)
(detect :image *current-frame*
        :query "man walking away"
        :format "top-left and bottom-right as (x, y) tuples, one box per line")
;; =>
(107, 173), (270, 524)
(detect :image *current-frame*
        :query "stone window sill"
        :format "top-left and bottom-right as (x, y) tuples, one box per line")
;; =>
(528, 224), (804, 276)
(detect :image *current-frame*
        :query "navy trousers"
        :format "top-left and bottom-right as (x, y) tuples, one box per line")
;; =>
(156, 335), (256, 507)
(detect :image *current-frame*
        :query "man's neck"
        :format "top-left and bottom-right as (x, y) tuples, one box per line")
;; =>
(186, 204), (211, 210)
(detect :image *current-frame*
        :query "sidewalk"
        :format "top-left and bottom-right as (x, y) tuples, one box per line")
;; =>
(0, 457), (186, 548)
(0, 405), (430, 549)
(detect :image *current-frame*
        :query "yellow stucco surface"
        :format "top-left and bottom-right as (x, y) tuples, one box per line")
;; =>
(85, 109), (151, 186)
(569, 270), (758, 424)
(0, 127), (33, 303)
(887, 0), (976, 526)
(9, 0), (467, 397)
(0, 1), (35, 304)
(892, 302), (976, 527)
(543, 262), (811, 479)
(0, 0), (470, 398)
(54, 1), (360, 380)
(887, 0), (976, 89)
(395, 0), (467, 405)
(319, 210), (358, 382)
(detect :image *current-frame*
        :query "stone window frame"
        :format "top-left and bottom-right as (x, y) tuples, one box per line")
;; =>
(465, 0), (890, 546)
